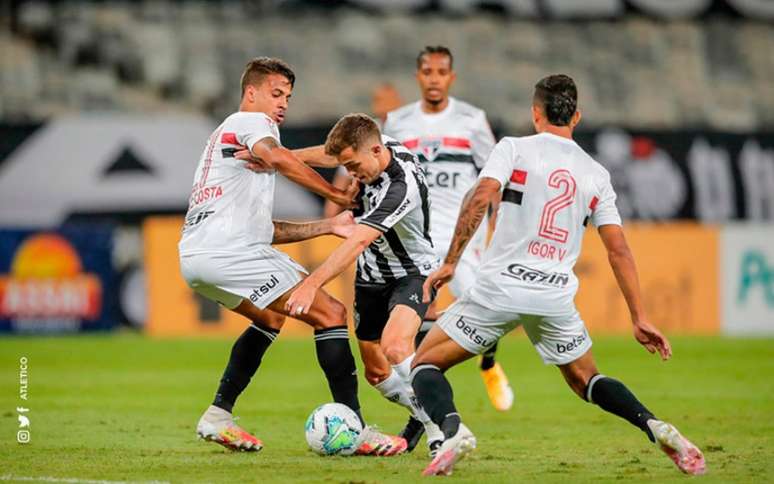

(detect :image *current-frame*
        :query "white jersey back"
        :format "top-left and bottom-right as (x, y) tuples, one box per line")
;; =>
(179, 112), (280, 255)
(383, 98), (496, 254)
(471, 132), (622, 316)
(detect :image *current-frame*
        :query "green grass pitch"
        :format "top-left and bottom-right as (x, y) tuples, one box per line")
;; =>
(1, 333), (772, 483)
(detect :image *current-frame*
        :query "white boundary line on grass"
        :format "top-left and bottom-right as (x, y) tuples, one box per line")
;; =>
(0, 476), (169, 484)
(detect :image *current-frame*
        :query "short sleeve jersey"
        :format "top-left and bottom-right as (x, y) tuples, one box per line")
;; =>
(383, 98), (496, 254)
(470, 132), (622, 316)
(179, 112), (281, 255)
(354, 135), (439, 284)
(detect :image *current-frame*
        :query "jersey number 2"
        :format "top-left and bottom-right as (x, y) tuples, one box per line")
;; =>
(538, 169), (576, 243)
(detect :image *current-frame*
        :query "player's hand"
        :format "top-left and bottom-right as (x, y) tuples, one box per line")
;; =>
(286, 280), (317, 317)
(422, 263), (456, 303)
(236, 148), (274, 173)
(331, 211), (356, 239)
(339, 178), (360, 208)
(633, 320), (672, 360)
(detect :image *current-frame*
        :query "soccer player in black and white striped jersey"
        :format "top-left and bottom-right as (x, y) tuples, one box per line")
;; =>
(383, 46), (514, 414)
(286, 113), (446, 455)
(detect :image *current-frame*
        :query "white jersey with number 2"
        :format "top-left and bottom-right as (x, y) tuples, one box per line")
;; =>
(470, 132), (622, 316)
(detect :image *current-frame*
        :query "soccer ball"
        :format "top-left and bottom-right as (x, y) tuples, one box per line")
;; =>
(304, 403), (363, 456)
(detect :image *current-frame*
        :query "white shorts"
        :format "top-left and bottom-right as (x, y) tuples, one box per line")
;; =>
(179, 246), (306, 310)
(436, 296), (592, 365)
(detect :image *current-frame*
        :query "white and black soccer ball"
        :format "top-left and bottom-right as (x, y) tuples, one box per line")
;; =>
(304, 403), (363, 456)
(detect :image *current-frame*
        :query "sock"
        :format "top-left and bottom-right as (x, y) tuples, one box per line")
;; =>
(374, 370), (416, 411)
(392, 353), (414, 380)
(587, 374), (656, 442)
(314, 326), (364, 426)
(480, 341), (498, 370)
(411, 364), (460, 439)
(415, 320), (434, 347)
(379, 354), (445, 443)
(212, 323), (278, 413)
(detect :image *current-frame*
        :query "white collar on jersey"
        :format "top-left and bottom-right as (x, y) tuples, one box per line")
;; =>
(416, 97), (456, 122)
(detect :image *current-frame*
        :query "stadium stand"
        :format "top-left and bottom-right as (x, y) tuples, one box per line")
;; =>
(1, 2), (773, 131)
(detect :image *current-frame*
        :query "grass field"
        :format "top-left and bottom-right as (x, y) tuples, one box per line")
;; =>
(1, 333), (772, 483)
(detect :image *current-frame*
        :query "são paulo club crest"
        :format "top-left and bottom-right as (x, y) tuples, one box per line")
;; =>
(420, 138), (442, 161)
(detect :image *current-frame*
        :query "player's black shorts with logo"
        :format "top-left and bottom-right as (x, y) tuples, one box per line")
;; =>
(354, 276), (435, 341)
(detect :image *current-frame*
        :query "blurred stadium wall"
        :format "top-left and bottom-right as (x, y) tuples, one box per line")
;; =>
(0, 1), (771, 336)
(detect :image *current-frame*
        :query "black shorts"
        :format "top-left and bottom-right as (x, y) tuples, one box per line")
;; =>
(353, 276), (435, 341)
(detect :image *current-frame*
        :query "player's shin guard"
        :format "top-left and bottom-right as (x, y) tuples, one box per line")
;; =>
(314, 326), (364, 426)
(586, 374), (656, 442)
(411, 364), (460, 439)
(480, 341), (498, 370)
(213, 323), (278, 413)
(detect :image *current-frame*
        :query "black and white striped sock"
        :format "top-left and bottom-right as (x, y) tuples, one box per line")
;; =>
(213, 323), (279, 413)
(314, 326), (364, 426)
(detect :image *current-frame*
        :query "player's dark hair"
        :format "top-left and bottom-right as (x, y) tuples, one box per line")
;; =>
(533, 74), (578, 127)
(325, 113), (381, 156)
(240, 57), (295, 96)
(416, 45), (453, 70)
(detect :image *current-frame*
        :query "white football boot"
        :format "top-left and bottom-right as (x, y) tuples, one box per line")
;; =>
(196, 405), (263, 452)
(422, 423), (476, 476)
(647, 419), (706, 475)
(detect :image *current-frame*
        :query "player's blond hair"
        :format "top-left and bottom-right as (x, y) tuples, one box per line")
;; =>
(324, 114), (381, 156)
(240, 57), (295, 96)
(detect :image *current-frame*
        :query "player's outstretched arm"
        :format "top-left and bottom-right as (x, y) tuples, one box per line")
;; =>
(249, 137), (358, 207)
(285, 224), (381, 315)
(271, 211), (356, 244)
(291, 145), (340, 168)
(422, 177), (501, 302)
(598, 224), (672, 360)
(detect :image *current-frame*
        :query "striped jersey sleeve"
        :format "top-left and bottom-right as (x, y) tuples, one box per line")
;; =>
(360, 175), (416, 232)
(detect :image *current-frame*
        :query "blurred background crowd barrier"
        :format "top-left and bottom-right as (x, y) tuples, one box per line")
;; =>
(0, 0), (771, 336)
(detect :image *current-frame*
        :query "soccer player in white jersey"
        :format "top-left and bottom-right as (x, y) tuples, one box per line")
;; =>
(383, 46), (514, 415)
(409, 75), (706, 476)
(285, 114), (446, 456)
(179, 58), (405, 455)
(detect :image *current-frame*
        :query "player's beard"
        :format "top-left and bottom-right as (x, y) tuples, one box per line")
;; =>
(425, 97), (444, 106)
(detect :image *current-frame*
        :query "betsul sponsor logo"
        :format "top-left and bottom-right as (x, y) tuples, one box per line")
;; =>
(249, 274), (280, 302)
(556, 333), (587, 354)
(0, 234), (101, 320)
(454, 316), (492, 348)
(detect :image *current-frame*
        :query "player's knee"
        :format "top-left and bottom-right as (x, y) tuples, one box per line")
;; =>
(259, 312), (285, 330)
(324, 298), (347, 326)
(380, 339), (411, 365)
(313, 298), (347, 329)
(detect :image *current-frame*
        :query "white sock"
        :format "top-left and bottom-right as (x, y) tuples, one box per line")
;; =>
(373, 370), (414, 411)
(392, 353), (414, 380)
(203, 404), (232, 423)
